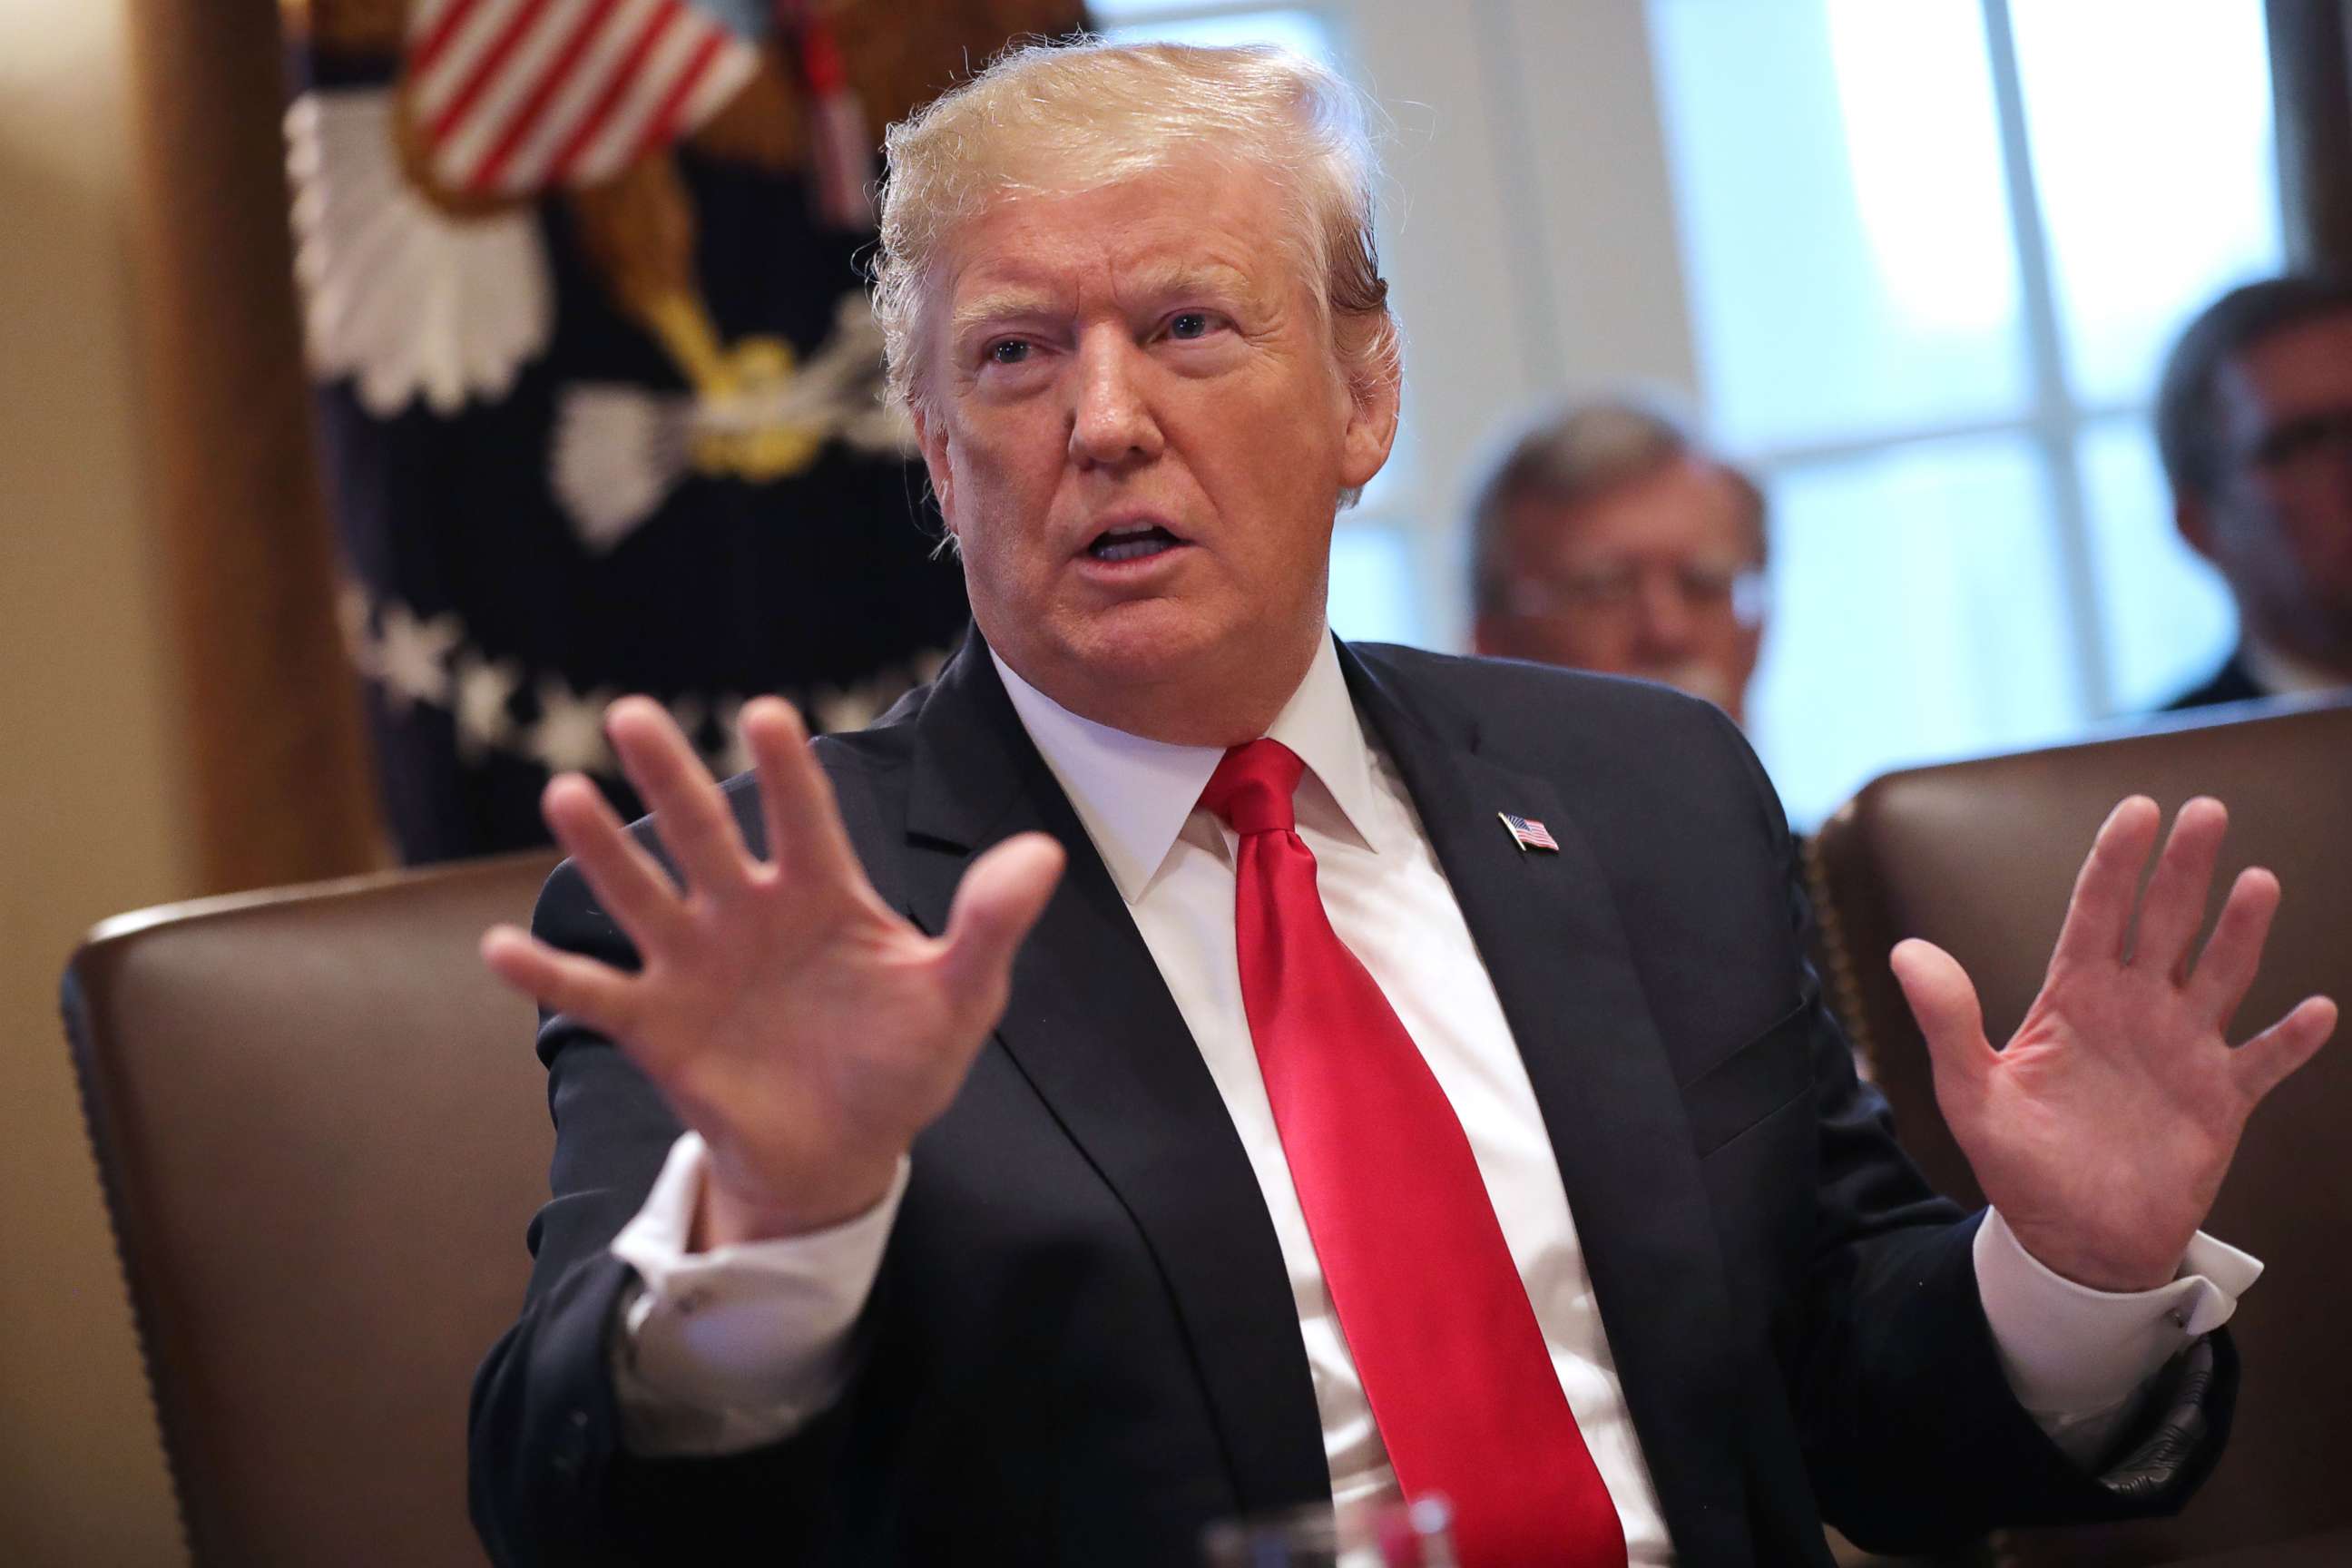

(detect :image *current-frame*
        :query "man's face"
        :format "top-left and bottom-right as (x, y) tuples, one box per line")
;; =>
(2186, 311), (2352, 663)
(1473, 457), (1766, 723)
(909, 156), (1398, 741)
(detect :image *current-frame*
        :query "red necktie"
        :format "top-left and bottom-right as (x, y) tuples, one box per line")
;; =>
(1201, 740), (1627, 1568)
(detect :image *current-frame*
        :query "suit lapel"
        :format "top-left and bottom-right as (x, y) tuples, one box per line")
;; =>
(899, 636), (1330, 1514)
(1340, 645), (1749, 1538)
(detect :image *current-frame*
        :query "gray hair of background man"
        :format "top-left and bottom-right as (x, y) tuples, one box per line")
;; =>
(1467, 397), (1768, 622)
(2153, 273), (2352, 501)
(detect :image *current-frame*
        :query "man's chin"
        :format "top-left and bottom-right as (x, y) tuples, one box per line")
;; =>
(987, 601), (1225, 691)
(1631, 663), (1739, 711)
(1065, 604), (1230, 682)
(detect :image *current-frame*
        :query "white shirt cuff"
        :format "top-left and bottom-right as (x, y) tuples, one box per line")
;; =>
(1975, 1206), (2260, 1421)
(605, 1132), (909, 1455)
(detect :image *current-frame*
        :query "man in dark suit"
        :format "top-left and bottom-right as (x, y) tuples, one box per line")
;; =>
(469, 41), (2335, 1567)
(2155, 276), (2352, 710)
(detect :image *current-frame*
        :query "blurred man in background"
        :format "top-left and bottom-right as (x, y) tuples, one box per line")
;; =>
(2157, 275), (2352, 709)
(1469, 399), (1769, 726)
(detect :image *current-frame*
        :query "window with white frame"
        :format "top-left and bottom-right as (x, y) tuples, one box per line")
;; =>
(1648, 0), (2281, 824)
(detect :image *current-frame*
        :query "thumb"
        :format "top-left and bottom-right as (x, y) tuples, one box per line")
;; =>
(938, 832), (1066, 1005)
(1889, 937), (1994, 1085)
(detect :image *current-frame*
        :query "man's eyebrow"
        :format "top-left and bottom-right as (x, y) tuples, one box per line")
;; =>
(950, 290), (1060, 337)
(1124, 260), (1257, 300)
(948, 264), (1263, 338)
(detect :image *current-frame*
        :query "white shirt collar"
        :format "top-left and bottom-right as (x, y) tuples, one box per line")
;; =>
(991, 634), (1384, 904)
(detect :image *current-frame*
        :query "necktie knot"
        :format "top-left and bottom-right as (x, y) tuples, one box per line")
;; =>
(1200, 739), (1305, 837)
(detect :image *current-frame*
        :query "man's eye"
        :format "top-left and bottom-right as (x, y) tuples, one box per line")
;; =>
(987, 339), (1030, 366)
(1168, 312), (1213, 340)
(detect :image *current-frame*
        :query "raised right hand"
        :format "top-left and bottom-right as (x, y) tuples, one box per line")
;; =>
(481, 695), (1064, 1246)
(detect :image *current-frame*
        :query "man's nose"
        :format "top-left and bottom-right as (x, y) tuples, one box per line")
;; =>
(1067, 329), (1164, 469)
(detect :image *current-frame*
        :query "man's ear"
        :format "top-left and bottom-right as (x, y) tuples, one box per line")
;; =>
(1338, 350), (1402, 493)
(912, 405), (956, 533)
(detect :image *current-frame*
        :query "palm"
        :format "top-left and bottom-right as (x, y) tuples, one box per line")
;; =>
(625, 885), (966, 1201)
(1893, 796), (2335, 1291)
(483, 696), (1063, 1240)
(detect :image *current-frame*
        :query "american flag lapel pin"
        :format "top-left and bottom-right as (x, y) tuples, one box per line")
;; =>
(1498, 812), (1560, 853)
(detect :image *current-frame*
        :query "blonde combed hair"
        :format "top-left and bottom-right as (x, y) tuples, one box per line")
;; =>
(872, 37), (1400, 418)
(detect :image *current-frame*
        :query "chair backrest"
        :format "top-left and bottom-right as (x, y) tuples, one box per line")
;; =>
(1808, 697), (2352, 1566)
(62, 851), (561, 1568)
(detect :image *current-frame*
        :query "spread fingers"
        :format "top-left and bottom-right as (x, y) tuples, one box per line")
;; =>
(605, 696), (753, 901)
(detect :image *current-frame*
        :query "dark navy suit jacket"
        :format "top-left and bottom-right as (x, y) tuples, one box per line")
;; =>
(470, 634), (2231, 1566)
(2166, 651), (2270, 711)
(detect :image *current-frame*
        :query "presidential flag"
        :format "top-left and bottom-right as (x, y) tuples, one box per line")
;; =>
(281, 0), (1086, 861)
(404, 0), (763, 200)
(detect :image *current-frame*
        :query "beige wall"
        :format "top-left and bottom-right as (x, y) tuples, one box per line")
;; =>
(0, 0), (198, 1560)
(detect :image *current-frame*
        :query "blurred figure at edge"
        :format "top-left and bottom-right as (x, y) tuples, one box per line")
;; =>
(2158, 276), (2352, 709)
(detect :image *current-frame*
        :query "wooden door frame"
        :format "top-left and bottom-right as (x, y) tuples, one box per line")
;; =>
(121, 0), (382, 893)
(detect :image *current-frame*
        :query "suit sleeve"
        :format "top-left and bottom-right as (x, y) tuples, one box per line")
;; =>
(1702, 708), (2239, 1554)
(466, 859), (862, 1567)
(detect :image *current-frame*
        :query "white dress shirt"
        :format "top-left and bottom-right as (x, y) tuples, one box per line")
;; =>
(609, 635), (2260, 1562)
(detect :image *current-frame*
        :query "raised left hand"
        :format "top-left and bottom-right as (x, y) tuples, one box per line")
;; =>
(1891, 796), (2337, 1292)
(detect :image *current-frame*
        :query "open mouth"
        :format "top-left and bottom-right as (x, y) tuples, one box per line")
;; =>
(1086, 522), (1184, 564)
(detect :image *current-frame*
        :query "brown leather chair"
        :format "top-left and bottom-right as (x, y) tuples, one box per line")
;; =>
(61, 851), (560, 1567)
(1808, 696), (2352, 1567)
